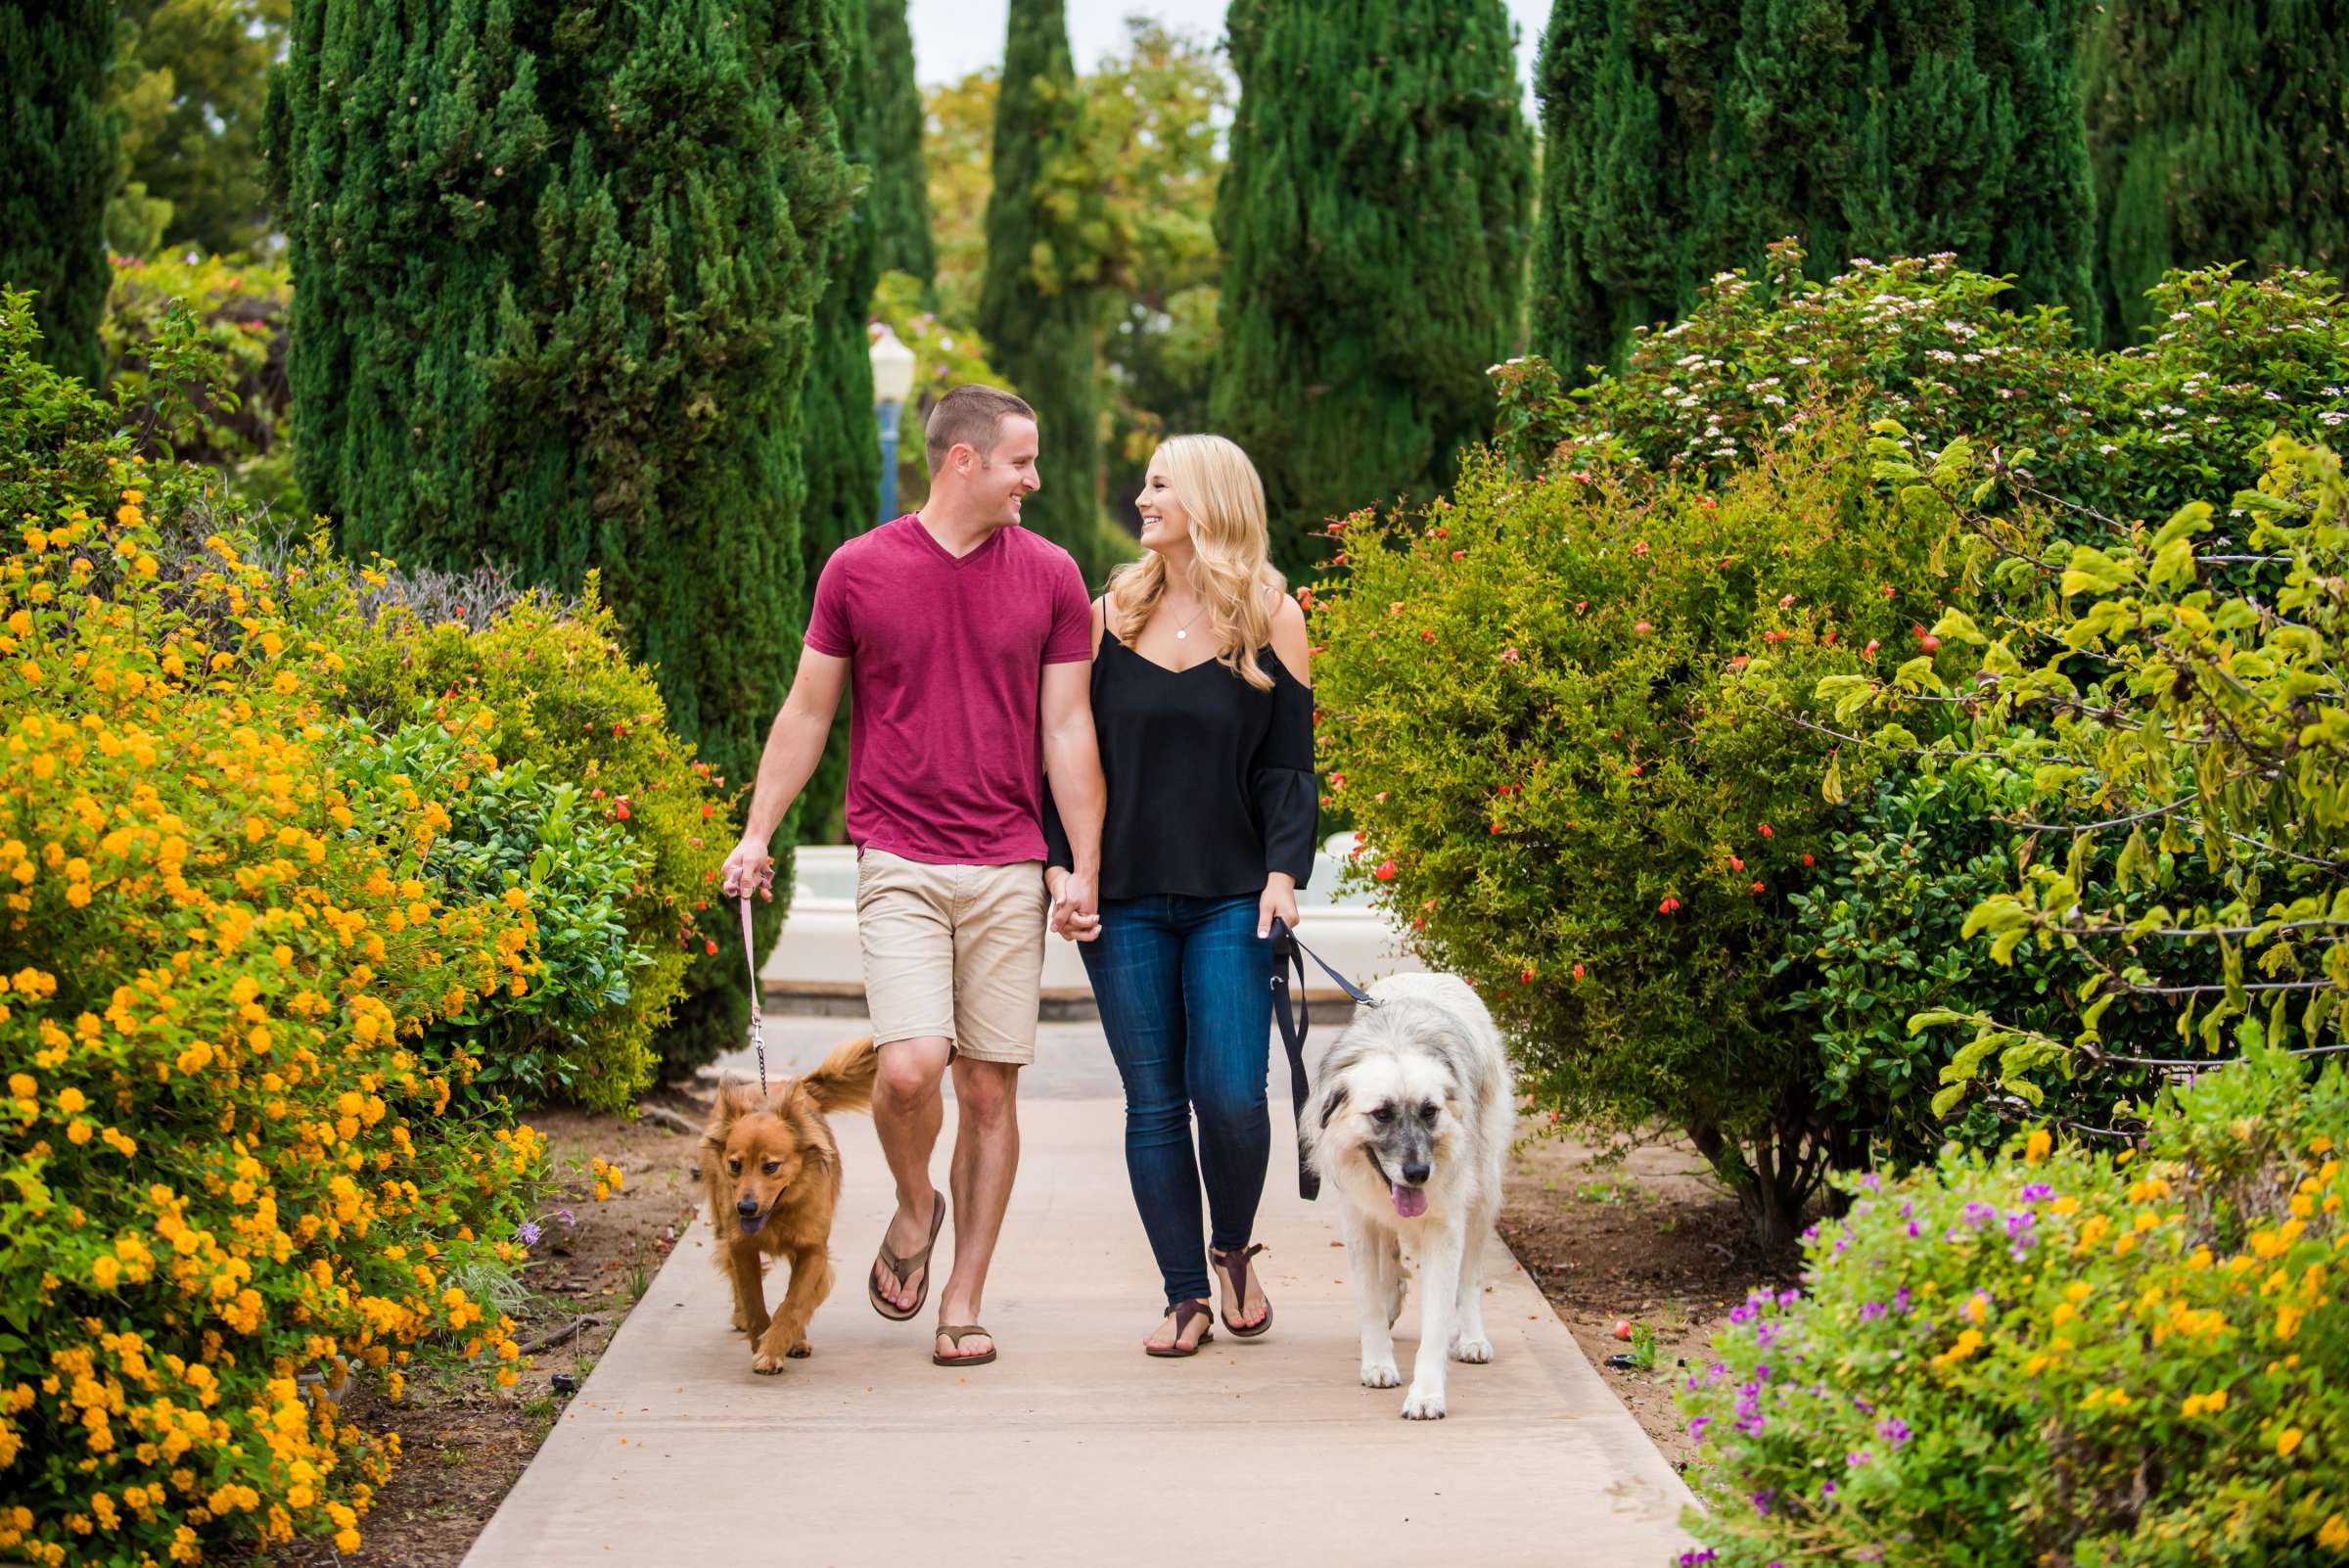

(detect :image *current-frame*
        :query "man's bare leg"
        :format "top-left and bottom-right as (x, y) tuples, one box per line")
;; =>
(871, 1036), (951, 1314)
(934, 1056), (1020, 1361)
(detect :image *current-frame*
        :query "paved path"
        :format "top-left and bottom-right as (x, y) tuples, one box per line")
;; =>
(463, 1021), (1699, 1567)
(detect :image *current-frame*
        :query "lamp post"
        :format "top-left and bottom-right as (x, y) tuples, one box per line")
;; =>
(869, 323), (917, 525)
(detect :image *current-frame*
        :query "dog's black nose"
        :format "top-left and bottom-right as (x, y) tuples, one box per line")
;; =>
(735, 1197), (760, 1218)
(1402, 1160), (1432, 1185)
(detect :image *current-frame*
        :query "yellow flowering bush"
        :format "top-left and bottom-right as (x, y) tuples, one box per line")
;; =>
(0, 293), (664, 1562)
(1678, 1047), (2349, 1565)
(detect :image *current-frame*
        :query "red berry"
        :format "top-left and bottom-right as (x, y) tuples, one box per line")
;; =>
(1729, 855), (1744, 872)
(1751, 880), (1765, 895)
(1613, 1319), (1634, 1340)
(1520, 967), (1536, 985)
(703, 939), (717, 956)
(1758, 823), (1773, 838)
(1803, 853), (1815, 867)
(1634, 621), (1652, 635)
(1572, 963), (1586, 981)
(1918, 634), (1941, 653)
(1374, 859), (1397, 882)
(616, 803), (631, 820)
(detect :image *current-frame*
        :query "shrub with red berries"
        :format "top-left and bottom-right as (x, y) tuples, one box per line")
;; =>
(1311, 415), (1946, 1243)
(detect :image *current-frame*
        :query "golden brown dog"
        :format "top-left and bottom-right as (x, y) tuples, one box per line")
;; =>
(698, 1036), (878, 1374)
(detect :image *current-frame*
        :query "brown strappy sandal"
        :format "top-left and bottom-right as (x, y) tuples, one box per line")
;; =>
(1144, 1299), (1216, 1359)
(868, 1193), (946, 1322)
(1209, 1243), (1273, 1338)
(932, 1323), (997, 1366)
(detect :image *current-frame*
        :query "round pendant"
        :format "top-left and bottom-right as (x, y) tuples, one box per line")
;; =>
(1175, 628), (1188, 639)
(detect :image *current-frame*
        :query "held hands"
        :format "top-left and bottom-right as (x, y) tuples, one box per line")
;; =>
(1258, 873), (1300, 941)
(1046, 866), (1101, 943)
(720, 837), (778, 900)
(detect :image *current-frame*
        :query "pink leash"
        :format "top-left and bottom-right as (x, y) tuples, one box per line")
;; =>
(740, 895), (767, 1095)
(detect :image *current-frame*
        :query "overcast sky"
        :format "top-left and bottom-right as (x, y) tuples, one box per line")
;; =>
(905, 1), (1552, 109)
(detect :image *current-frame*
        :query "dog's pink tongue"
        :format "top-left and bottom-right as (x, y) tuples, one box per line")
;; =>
(1392, 1183), (1428, 1219)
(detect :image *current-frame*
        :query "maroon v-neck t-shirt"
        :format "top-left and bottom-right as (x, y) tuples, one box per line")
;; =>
(803, 515), (1092, 865)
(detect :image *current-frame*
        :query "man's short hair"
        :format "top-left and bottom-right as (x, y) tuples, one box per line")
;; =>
(923, 385), (1036, 473)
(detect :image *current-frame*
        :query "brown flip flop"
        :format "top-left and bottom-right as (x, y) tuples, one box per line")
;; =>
(932, 1323), (997, 1367)
(869, 1193), (946, 1322)
(1210, 1243), (1273, 1338)
(1144, 1299), (1216, 1359)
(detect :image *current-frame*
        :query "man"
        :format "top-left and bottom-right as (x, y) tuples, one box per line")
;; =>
(721, 385), (1106, 1367)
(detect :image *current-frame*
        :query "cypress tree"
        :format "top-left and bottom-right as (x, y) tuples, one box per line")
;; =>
(267, 0), (852, 1064)
(2084, 0), (2349, 346)
(978, 0), (1111, 586)
(1, 0), (114, 385)
(798, 0), (881, 845)
(1536, 0), (2096, 376)
(1215, 0), (1533, 577)
(866, 0), (934, 287)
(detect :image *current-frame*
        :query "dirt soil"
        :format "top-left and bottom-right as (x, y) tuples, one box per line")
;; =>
(253, 1089), (710, 1567)
(1496, 1117), (1802, 1475)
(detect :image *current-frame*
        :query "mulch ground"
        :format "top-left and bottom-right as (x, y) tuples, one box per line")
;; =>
(1495, 1120), (1803, 1473)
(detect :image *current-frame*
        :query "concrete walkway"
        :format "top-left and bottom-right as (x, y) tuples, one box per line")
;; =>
(463, 1022), (1699, 1567)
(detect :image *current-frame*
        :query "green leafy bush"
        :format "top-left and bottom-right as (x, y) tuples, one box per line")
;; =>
(316, 583), (721, 1087)
(343, 728), (655, 1109)
(1678, 1048), (2349, 1565)
(1834, 433), (2349, 1121)
(1495, 247), (2349, 531)
(1309, 418), (1963, 1242)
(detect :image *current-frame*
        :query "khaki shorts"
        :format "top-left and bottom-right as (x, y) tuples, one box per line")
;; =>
(854, 848), (1048, 1064)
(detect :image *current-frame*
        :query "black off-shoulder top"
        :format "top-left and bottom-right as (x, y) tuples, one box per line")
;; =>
(1044, 630), (1316, 900)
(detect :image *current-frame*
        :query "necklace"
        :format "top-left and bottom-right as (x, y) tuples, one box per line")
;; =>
(1168, 597), (1209, 641)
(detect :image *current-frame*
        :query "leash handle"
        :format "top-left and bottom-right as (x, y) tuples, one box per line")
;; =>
(740, 895), (767, 1095)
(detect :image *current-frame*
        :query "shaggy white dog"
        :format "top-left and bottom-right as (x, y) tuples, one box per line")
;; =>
(1302, 973), (1514, 1420)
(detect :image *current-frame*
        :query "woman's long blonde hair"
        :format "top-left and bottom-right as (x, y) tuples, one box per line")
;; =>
(1105, 434), (1287, 690)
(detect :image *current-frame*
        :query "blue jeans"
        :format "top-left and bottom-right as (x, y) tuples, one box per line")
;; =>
(1081, 895), (1274, 1308)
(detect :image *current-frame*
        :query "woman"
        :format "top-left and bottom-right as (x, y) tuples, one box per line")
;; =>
(1044, 434), (1316, 1358)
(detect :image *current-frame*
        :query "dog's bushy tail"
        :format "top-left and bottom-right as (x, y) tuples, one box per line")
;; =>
(800, 1036), (878, 1115)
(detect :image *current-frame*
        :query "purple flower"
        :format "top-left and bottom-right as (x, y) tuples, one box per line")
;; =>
(1847, 1448), (1874, 1467)
(1861, 1173), (1882, 1193)
(1820, 1480), (1838, 1500)
(2019, 1182), (2054, 1204)
(1687, 1416), (1712, 1439)
(1962, 1201), (1997, 1229)
(1751, 1489), (1775, 1517)
(558, 1208), (576, 1227)
(1678, 1552), (1719, 1567)
(516, 1220), (543, 1246)
(1906, 1221), (1922, 1239)
(1893, 1287), (1913, 1313)
(1730, 1302), (1758, 1325)
(1778, 1287), (1802, 1308)
(1802, 1223), (1819, 1243)
(1860, 1301), (1887, 1321)
(1877, 1416), (1912, 1449)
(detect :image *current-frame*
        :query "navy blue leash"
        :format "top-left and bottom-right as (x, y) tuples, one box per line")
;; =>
(1269, 917), (1378, 1201)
